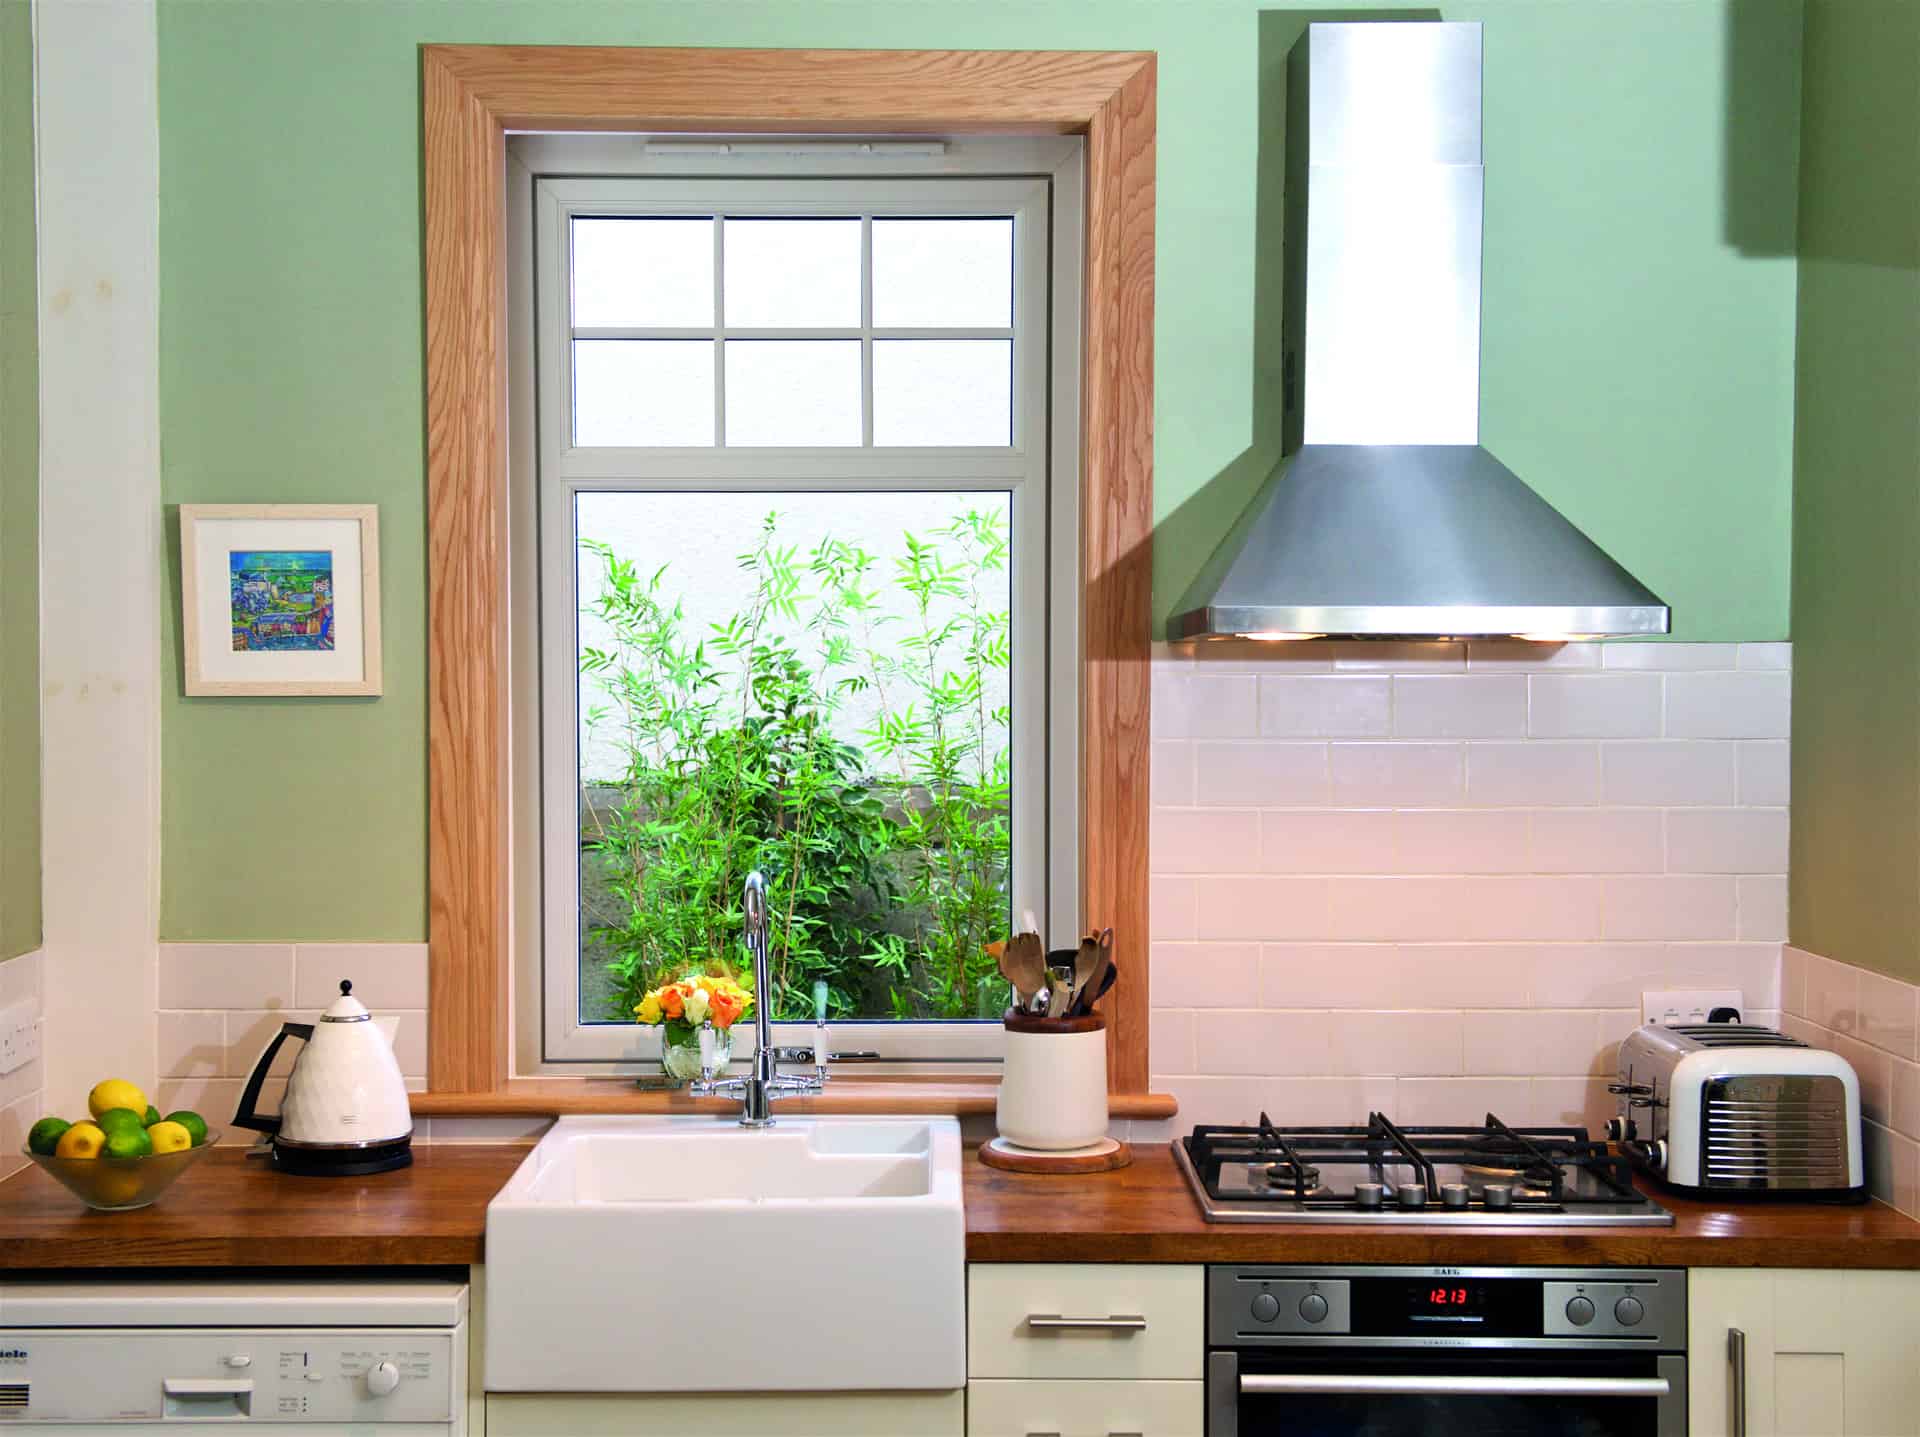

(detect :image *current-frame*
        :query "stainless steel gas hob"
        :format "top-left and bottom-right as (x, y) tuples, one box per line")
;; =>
(1175, 1112), (1674, 1227)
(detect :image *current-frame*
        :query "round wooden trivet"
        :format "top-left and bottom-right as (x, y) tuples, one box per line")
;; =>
(979, 1136), (1133, 1174)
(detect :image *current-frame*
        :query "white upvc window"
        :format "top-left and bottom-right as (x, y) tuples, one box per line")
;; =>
(508, 138), (1083, 1072)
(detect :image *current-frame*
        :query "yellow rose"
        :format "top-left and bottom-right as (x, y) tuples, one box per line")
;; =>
(636, 993), (663, 1024)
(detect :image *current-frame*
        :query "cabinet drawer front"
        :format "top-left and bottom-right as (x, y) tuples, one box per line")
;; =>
(967, 1379), (1203, 1437)
(968, 1265), (1203, 1380)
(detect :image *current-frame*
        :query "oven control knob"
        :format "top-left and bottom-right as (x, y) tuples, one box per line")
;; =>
(1614, 1296), (1645, 1327)
(1250, 1293), (1280, 1323)
(366, 1361), (401, 1397)
(1298, 1293), (1329, 1324)
(1565, 1296), (1596, 1326)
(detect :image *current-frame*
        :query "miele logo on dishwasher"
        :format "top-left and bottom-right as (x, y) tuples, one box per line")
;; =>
(0, 1349), (27, 1361)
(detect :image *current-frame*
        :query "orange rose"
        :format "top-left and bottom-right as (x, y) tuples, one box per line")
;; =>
(659, 984), (687, 1020)
(708, 991), (741, 1029)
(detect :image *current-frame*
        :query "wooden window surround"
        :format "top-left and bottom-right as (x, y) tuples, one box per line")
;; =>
(418, 43), (1169, 1120)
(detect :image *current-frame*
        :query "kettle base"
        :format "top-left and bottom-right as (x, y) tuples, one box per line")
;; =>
(270, 1136), (413, 1177)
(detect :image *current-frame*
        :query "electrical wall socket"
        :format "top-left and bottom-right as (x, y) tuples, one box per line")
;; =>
(1642, 989), (1744, 1027)
(0, 1000), (41, 1076)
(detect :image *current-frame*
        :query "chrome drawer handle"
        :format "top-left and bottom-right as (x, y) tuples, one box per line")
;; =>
(1729, 1327), (1748, 1437)
(1240, 1374), (1670, 1398)
(1025, 1313), (1148, 1332)
(1024, 1431), (1143, 1436)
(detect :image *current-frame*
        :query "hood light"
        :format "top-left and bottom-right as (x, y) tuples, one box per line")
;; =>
(1515, 632), (1599, 644)
(1239, 631), (1326, 642)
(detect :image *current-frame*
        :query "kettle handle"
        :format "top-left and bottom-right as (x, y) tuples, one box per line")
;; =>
(232, 1021), (314, 1135)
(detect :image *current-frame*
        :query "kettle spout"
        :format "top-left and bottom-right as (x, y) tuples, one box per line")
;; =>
(374, 1014), (401, 1049)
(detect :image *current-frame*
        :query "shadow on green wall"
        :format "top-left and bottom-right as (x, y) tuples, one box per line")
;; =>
(1155, 9), (1439, 634)
(1722, 0), (1805, 257)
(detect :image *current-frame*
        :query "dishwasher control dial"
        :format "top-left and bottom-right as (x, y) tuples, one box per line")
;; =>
(1564, 1296), (1596, 1326)
(366, 1361), (401, 1397)
(1614, 1296), (1645, 1327)
(1250, 1292), (1280, 1323)
(1298, 1293), (1329, 1324)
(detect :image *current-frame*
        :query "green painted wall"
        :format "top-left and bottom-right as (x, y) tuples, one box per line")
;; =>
(157, 0), (1805, 941)
(0, 0), (41, 962)
(1787, 0), (1920, 983)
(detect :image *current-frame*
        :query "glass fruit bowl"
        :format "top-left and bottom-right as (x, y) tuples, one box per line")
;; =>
(23, 1132), (223, 1211)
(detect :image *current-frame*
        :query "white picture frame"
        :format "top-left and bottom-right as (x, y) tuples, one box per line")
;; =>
(179, 503), (383, 696)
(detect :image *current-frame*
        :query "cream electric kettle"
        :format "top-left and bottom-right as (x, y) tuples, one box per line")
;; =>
(233, 979), (414, 1175)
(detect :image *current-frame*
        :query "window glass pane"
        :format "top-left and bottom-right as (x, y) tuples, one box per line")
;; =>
(872, 218), (1014, 328)
(873, 340), (1012, 447)
(573, 340), (715, 447)
(724, 340), (861, 447)
(571, 218), (714, 328)
(574, 490), (1014, 1025)
(723, 218), (862, 328)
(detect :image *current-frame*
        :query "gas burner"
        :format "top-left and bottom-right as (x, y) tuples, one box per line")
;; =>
(1175, 1110), (1672, 1227)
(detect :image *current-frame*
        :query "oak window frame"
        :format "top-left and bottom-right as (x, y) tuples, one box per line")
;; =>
(420, 43), (1157, 1112)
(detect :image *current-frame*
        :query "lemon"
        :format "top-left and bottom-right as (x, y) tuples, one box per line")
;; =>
(146, 1120), (192, 1155)
(165, 1110), (209, 1147)
(90, 1166), (145, 1207)
(88, 1080), (148, 1122)
(96, 1107), (145, 1134)
(54, 1121), (106, 1160)
(102, 1124), (152, 1160)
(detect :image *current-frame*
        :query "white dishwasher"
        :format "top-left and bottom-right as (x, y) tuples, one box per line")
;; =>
(0, 1276), (467, 1433)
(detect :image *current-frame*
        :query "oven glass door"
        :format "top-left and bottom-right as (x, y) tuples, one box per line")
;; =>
(1223, 1348), (1684, 1437)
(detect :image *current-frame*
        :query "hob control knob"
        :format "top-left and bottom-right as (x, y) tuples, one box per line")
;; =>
(1298, 1293), (1329, 1324)
(1250, 1293), (1280, 1323)
(1614, 1296), (1645, 1327)
(1565, 1296), (1596, 1327)
(366, 1361), (401, 1398)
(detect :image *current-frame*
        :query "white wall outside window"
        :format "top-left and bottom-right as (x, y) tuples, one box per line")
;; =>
(507, 137), (1084, 1073)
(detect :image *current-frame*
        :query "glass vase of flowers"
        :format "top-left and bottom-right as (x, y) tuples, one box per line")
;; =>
(634, 974), (753, 1085)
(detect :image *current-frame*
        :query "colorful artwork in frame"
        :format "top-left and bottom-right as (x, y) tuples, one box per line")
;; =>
(229, 550), (336, 652)
(180, 504), (382, 696)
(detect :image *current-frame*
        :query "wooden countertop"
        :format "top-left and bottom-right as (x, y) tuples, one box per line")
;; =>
(0, 1146), (521, 1269)
(964, 1146), (1920, 1268)
(3, 1142), (1919, 1271)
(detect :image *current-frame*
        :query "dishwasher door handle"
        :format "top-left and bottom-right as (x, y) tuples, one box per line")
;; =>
(1240, 1374), (1672, 1398)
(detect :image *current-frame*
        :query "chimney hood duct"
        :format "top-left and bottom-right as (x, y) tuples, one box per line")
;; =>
(1169, 21), (1669, 642)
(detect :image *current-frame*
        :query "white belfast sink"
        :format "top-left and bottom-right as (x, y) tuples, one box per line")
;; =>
(483, 1114), (965, 1392)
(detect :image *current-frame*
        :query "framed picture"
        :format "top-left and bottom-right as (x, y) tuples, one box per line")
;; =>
(179, 503), (383, 696)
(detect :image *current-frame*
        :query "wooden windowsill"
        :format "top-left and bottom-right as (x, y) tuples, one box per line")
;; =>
(411, 1077), (1177, 1120)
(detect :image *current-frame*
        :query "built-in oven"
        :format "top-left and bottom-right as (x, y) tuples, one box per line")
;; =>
(1207, 1266), (1685, 1437)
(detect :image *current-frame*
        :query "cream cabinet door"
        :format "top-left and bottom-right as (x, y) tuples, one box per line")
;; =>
(967, 1379), (1203, 1437)
(488, 1390), (964, 1436)
(1690, 1268), (1920, 1436)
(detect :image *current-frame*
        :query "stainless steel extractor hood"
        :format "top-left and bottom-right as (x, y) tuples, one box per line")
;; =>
(1169, 21), (1670, 642)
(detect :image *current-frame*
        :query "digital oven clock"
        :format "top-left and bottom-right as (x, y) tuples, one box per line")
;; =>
(1411, 1281), (1488, 1320)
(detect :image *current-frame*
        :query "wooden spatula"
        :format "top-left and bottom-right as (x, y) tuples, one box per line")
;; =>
(1000, 931), (1048, 1014)
(1070, 928), (1115, 1017)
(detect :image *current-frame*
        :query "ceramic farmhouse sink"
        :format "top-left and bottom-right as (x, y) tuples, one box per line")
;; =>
(483, 1114), (965, 1392)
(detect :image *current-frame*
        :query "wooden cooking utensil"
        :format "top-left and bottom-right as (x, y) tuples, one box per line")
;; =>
(1071, 929), (1115, 1016)
(1002, 931), (1048, 1013)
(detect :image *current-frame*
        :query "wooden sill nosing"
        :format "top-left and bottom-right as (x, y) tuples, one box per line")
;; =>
(412, 1079), (1177, 1121)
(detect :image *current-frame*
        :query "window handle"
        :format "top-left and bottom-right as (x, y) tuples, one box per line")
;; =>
(1729, 1327), (1748, 1437)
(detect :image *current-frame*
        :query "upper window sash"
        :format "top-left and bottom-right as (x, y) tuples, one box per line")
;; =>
(534, 176), (1051, 476)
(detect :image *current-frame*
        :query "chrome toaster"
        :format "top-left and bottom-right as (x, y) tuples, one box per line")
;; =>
(1608, 1019), (1866, 1201)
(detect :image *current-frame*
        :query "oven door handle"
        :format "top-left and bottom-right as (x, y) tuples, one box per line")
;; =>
(1240, 1374), (1672, 1398)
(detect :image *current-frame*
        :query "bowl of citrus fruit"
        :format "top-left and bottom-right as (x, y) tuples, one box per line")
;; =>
(23, 1080), (217, 1212)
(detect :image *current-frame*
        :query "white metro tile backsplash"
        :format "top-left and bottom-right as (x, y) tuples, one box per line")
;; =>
(1143, 641), (1791, 1141)
(156, 942), (432, 1142)
(0, 951), (45, 1183)
(1783, 945), (1920, 1217)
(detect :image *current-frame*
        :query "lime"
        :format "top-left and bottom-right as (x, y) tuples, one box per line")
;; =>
(27, 1117), (71, 1156)
(102, 1124), (152, 1160)
(54, 1121), (106, 1160)
(146, 1120), (193, 1155)
(90, 1165), (145, 1207)
(165, 1110), (209, 1147)
(88, 1079), (148, 1122)
(97, 1107), (145, 1134)
(143, 1105), (162, 1127)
